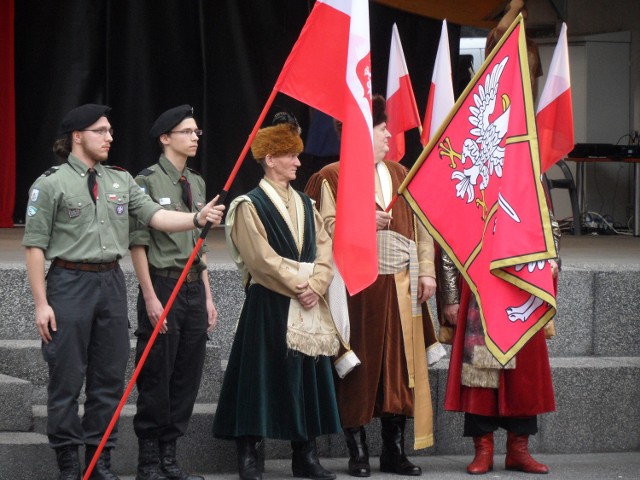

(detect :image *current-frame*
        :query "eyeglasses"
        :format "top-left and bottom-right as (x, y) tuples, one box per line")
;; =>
(170, 129), (203, 137)
(81, 128), (114, 136)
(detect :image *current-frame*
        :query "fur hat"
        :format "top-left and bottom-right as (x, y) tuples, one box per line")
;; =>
(372, 95), (387, 127)
(251, 122), (303, 161)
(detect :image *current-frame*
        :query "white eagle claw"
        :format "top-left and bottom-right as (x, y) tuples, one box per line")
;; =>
(506, 294), (543, 322)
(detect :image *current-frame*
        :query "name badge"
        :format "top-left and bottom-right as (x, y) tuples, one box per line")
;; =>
(159, 197), (171, 205)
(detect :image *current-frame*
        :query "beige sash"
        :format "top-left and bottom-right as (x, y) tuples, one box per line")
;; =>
(377, 230), (434, 449)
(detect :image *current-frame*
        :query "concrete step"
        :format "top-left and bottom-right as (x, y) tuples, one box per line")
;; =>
(1, 266), (639, 358)
(0, 374), (33, 431)
(0, 432), (56, 480)
(16, 357), (639, 475)
(0, 340), (223, 404)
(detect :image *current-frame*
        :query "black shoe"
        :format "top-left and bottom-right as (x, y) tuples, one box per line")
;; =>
(379, 416), (421, 476)
(85, 446), (121, 480)
(55, 446), (81, 480)
(343, 427), (370, 477)
(291, 439), (336, 480)
(136, 438), (168, 480)
(159, 440), (204, 480)
(236, 436), (262, 480)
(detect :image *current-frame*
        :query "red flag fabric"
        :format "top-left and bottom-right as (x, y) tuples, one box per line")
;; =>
(399, 17), (557, 365)
(385, 23), (420, 162)
(421, 20), (455, 147)
(537, 23), (574, 172)
(275, 0), (376, 295)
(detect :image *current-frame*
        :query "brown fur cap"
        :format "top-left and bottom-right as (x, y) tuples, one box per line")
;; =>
(372, 94), (387, 127)
(251, 123), (303, 161)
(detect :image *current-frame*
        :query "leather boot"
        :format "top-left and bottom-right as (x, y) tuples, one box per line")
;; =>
(379, 415), (421, 476)
(55, 445), (81, 480)
(85, 445), (120, 480)
(291, 439), (336, 480)
(343, 427), (370, 477)
(136, 438), (168, 480)
(466, 433), (494, 474)
(505, 432), (549, 474)
(235, 436), (262, 480)
(159, 440), (204, 480)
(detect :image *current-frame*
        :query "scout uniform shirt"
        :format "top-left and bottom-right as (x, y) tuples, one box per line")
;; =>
(129, 154), (208, 272)
(23, 153), (162, 262)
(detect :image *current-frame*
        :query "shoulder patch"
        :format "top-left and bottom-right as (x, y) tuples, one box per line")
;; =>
(42, 166), (60, 177)
(105, 165), (128, 172)
(137, 167), (156, 177)
(186, 166), (203, 177)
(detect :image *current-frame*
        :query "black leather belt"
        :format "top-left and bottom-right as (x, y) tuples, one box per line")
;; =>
(149, 267), (201, 283)
(52, 259), (119, 272)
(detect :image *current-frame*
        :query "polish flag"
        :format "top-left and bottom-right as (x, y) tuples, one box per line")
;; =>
(536, 23), (574, 172)
(421, 20), (455, 146)
(275, 0), (377, 295)
(385, 23), (420, 162)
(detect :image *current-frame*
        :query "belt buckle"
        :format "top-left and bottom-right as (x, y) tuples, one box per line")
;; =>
(186, 272), (198, 283)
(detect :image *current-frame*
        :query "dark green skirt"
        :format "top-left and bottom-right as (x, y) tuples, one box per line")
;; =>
(212, 283), (341, 441)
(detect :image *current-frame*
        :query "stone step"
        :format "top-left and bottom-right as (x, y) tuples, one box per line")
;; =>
(0, 374), (33, 431)
(0, 432), (55, 480)
(0, 340), (223, 404)
(16, 357), (639, 475)
(1, 266), (639, 358)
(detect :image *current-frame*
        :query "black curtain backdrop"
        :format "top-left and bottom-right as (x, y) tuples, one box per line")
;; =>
(14, 0), (459, 223)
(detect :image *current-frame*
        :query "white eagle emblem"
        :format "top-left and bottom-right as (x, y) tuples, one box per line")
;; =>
(439, 56), (511, 219)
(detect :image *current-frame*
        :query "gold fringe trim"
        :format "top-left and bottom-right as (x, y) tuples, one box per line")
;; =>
(286, 331), (340, 357)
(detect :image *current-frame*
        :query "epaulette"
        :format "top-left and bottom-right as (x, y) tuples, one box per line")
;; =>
(137, 167), (156, 177)
(105, 165), (128, 172)
(186, 166), (203, 177)
(42, 166), (60, 177)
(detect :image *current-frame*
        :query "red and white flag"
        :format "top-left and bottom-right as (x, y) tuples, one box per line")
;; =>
(275, 0), (376, 295)
(385, 23), (420, 162)
(421, 20), (455, 146)
(536, 23), (574, 172)
(399, 17), (557, 365)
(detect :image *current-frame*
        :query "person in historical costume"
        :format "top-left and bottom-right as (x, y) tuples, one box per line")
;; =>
(305, 96), (445, 477)
(438, 221), (560, 475)
(212, 113), (341, 480)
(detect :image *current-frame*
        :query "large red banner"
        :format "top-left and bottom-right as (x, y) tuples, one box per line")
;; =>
(399, 17), (557, 365)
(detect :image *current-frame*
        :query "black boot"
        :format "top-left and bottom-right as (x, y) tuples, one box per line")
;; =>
(136, 438), (168, 480)
(85, 445), (121, 480)
(379, 416), (421, 476)
(55, 445), (81, 480)
(291, 439), (336, 480)
(343, 427), (370, 477)
(235, 436), (262, 480)
(159, 440), (204, 480)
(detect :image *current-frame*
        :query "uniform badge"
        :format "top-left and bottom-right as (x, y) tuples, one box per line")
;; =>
(112, 182), (120, 189)
(31, 189), (40, 202)
(108, 194), (117, 201)
(196, 202), (203, 208)
(27, 206), (37, 216)
(159, 197), (171, 205)
(68, 208), (81, 218)
(116, 204), (125, 215)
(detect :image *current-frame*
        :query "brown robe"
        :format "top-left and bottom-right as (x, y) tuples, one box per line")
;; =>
(306, 160), (438, 448)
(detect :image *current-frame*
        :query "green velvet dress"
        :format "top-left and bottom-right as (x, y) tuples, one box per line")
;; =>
(212, 187), (341, 441)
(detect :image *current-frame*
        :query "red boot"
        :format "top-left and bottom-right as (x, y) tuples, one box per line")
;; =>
(466, 433), (494, 474)
(505, 432), (549, 474)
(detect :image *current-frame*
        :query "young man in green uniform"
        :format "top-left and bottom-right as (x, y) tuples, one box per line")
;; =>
(22, 104), (225, 480)
(129, 105), (215, 480)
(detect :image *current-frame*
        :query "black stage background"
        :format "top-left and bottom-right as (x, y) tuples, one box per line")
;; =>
(13, 1), (460, 222)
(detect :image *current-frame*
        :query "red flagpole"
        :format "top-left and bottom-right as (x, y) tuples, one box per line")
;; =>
(84, 88), (279, 479)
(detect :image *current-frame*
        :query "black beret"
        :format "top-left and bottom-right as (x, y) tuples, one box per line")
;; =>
(149, 104), (194, 138)
(59, 104), (111, 134)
